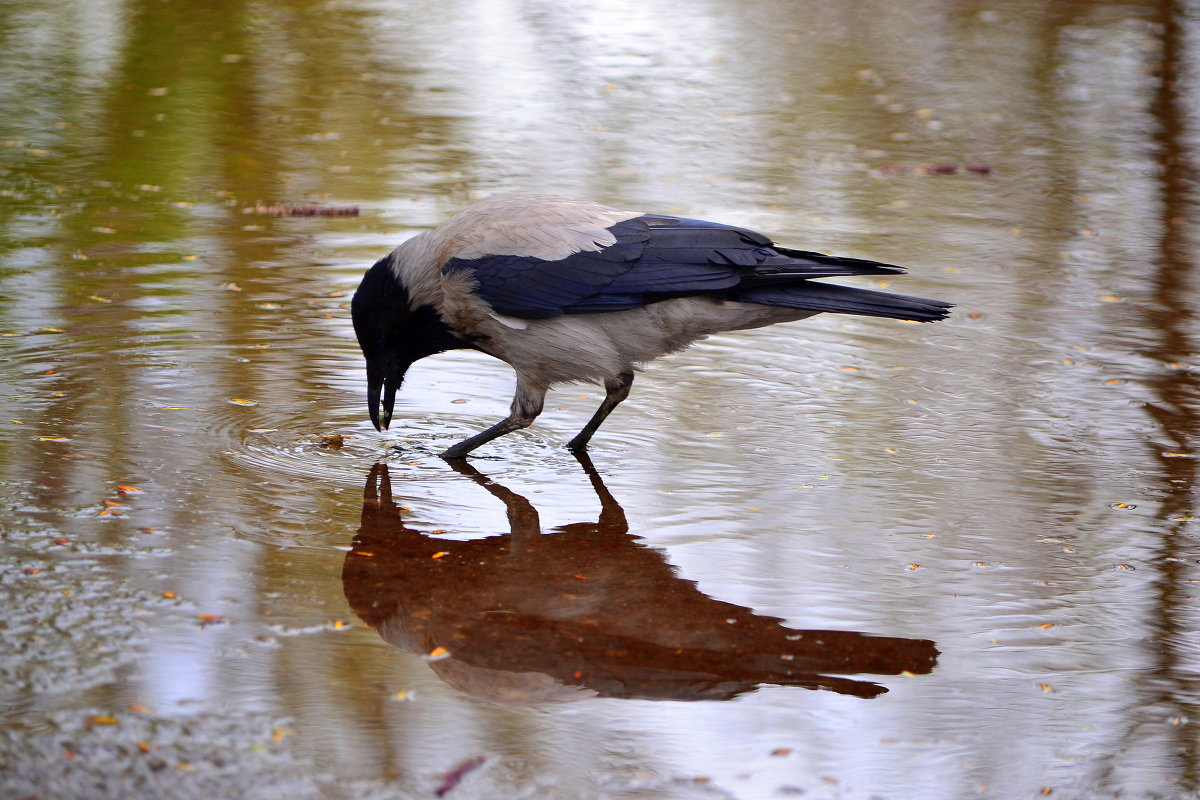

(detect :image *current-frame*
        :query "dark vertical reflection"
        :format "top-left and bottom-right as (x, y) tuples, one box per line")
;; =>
(1134, 0), (1200, 790)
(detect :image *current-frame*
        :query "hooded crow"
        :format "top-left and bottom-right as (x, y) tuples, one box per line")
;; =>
(351, 194), (951, 458)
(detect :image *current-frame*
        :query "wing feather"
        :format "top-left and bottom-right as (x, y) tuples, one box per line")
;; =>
(442, 213), (924, 320)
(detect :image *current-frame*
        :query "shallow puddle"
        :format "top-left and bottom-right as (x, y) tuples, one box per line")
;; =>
(2, 1), (1198, 798)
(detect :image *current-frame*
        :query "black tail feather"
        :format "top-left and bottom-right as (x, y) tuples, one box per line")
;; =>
(769, 247), (909, 278)
(737, 281), (953, 323)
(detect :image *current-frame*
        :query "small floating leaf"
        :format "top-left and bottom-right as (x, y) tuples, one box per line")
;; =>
(228, 398), (258, 406)
(425, 646), (450, 661)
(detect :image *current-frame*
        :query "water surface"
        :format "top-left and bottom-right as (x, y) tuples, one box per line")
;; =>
(2, 1), (1198, 798)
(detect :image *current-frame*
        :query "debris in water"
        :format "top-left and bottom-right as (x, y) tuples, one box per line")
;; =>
(435, 756), (485, 798)
(314, 433), (345, 449)
(874, 163), (993, 177)
(243, 204), (360, 217)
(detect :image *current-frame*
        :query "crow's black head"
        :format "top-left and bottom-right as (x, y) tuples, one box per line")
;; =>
(351, 256), (465, 431)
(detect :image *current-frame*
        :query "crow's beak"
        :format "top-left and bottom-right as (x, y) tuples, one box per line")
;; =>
(366, 355), (407, 432)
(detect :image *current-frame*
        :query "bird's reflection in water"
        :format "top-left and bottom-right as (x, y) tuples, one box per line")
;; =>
(342, 456), (938, 704)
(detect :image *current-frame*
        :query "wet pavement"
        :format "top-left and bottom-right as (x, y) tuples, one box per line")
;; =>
(2, 1), (1199, 798)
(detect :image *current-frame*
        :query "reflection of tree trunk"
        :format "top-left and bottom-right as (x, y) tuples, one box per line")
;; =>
(1139, 0), (1199, 790)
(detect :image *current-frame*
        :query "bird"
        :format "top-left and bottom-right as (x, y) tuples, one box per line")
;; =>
(351, 194), (951, 458)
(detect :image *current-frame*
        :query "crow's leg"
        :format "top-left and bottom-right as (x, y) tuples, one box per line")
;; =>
(567, 371), (633, 452)
(441, 379), (545, 459)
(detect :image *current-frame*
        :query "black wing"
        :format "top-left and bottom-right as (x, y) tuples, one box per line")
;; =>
(442, 215), (947, 321)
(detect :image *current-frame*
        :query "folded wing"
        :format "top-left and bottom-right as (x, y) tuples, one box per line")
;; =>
(442, 214), (949, 322)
